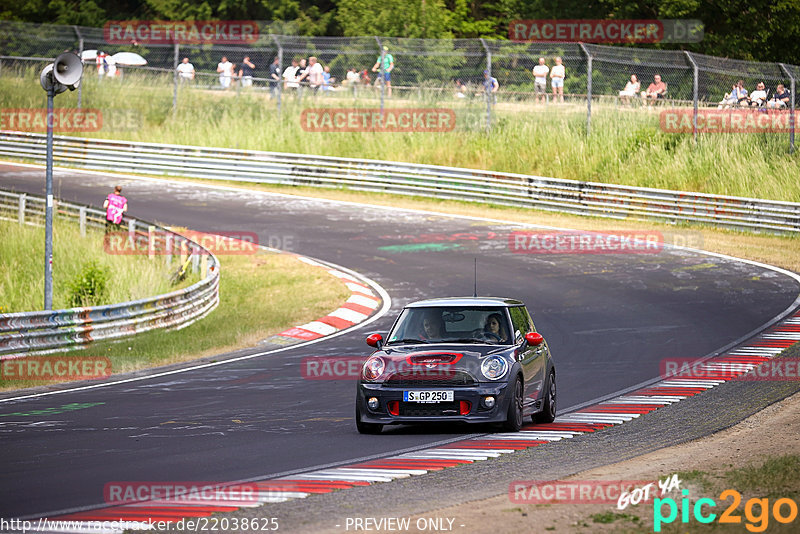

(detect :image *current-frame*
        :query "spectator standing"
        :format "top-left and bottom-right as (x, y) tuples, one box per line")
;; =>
(748, 82), (768, 107)
(103, 185), (127, 233)
(767, 83), (791, 109)
(550, 57), (565, 103)
(483, 69), (499, 104)
(308, 57), (324, 92)
(239, 56), (255, 87)
(322, 66), (333, 93)
(532, 57), (549, 104)
(282, 59), (299, 91)
(96, 51), (108, 80)
(371, 46), (394, 97)
(641, 74), (666, 104)
(217, 56), (234, 89)
(268, 57), (281, 97)
(176, 57), (195, 81)
(618, 74), (640, 105)
(346, 67), (360, 96)
(295, 58), (309, 98)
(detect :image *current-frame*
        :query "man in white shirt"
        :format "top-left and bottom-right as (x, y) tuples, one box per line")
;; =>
(282, 59), (299, 91)
(532, 57), (549, 104)
(308, 57), (324, 91)
(176, 57), (195, 81)
(217, 56), (234, 89)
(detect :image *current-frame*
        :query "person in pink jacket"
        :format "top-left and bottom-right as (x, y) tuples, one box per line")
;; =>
(103, 185), (127, 232)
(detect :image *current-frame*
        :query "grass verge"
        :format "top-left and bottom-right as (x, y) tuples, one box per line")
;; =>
(1, 67), (798, 201)
(0, 218), (195, 313)
(0, 223), (351, 391)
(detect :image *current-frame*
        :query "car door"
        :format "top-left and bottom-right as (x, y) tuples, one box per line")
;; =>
(509, 306), (545, 413)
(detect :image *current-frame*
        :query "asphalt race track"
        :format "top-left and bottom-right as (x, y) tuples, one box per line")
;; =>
(1, 163), (798, 520)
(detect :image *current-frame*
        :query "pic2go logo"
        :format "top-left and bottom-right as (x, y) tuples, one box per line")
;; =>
(654, 489), (798, 532)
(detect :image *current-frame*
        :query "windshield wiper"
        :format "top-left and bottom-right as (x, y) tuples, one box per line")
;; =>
(448, 338), (487, 344)
(389, 338), (429, 344)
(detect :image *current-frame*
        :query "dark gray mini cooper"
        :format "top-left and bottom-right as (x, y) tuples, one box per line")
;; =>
(356, 297), (556, 434)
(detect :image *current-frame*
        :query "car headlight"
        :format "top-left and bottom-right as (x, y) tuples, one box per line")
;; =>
(362, 356), (386, 381)
(481, 356), (508, 380)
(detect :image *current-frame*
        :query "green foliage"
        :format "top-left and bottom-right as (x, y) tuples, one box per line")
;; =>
(2, 0), (799, 61)
(68, 261), (110, 308)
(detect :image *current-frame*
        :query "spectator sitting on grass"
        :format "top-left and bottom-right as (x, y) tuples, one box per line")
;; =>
(640, 74), (666, 104)
(747, 82), (769, 108)
(176, 57), (195, 81)
(618, 74), (640, 105)
(767, 83), (791, 109)
(455, 79), (467, 98)
(718, 82), (742, 109)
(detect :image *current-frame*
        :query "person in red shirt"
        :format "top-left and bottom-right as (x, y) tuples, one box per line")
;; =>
(641, 74), (667, 104)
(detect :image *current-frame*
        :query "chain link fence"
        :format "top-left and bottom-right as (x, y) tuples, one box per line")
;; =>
(0, 21), (797, 150)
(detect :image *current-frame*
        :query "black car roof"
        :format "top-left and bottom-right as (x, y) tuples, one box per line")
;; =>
(404, 297), (524, 308)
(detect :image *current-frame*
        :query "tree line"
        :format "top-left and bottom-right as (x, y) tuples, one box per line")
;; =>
(2, 0), (798, 64)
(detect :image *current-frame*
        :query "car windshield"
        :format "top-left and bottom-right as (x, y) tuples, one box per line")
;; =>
(386, 306), (512, 345)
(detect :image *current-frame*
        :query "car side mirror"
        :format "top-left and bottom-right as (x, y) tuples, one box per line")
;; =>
(366, 333), (384, 348)
(525, 332), (544, 346)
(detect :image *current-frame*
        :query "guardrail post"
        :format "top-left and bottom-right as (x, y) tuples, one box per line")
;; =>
(18, 193), (25, 224)
(200, 253), (208, 278)
(684, 51), (699, 144)
(779, 63), (795, 154)
(375, 36), (384, 116)
(181, 239), (189, 267)
(79, 206), (86, 236)
(191, 245), (200, 274)
(127, 218), (136, 248)
(165, 232), (173, 266)
(579, 43), (592, 136)
(148, 225), (156, 259)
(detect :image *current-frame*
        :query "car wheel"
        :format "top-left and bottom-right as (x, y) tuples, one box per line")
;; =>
(355, 407), (383, 434)
(502, 376), (524, 432)
(534, 370), (556, 424)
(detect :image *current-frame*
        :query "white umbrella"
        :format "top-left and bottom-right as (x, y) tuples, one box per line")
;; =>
(81, 49), (98, 61)
(110, 52), (147, 66)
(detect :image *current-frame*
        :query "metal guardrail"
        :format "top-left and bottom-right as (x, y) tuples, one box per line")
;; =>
(0, 188), (220, 356)
(0, 131), (798, 233)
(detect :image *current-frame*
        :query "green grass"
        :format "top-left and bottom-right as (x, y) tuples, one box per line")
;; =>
(726, 454), (800, 499)
(1, 248), (350, 390)
(1, 66), (798, 202)
(0, 218), (192, 313)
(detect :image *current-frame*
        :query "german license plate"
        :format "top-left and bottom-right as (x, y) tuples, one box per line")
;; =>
(403, 390), (454, 403)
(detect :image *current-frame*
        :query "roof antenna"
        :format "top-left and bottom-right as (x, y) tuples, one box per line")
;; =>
(473, 258), (478, 298)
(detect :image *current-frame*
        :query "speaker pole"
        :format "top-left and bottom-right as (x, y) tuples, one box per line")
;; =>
(44, 86), (55, 310)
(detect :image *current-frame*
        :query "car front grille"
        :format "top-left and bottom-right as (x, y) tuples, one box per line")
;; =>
(399, 401), (460, 417)
(384, 370), (476, 387)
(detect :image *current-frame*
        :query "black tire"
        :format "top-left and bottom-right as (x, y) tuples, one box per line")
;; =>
(502, 377), (524, 432)
(534, 370), (556, 424)
(355, 407), (383, 434)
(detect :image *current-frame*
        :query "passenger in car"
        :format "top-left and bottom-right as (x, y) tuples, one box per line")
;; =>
(484, 313), (509, 342)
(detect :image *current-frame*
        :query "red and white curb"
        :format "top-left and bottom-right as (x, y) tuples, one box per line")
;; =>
(32, 310), (798, 533)
(271, 257), (382, 342)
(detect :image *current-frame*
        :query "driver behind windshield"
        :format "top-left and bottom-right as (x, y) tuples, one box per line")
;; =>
(484, 313), (509, 342)
(421, 311), (445, 340)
